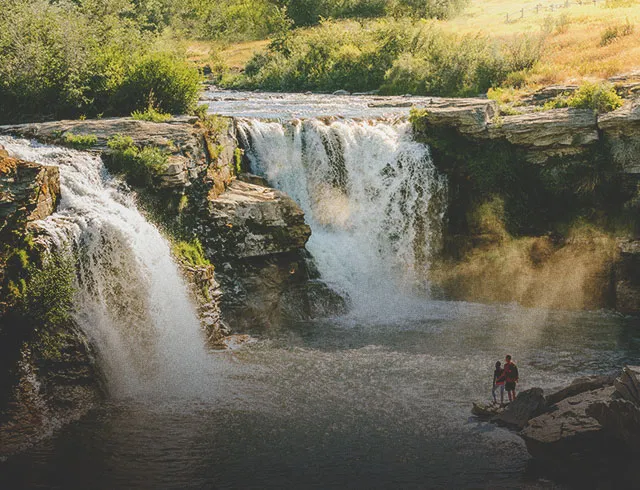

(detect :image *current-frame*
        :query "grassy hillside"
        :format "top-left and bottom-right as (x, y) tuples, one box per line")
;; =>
(212, 0), (640, 94)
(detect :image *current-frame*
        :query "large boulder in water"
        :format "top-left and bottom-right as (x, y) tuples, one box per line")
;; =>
(495, 388), (546, 429)
(520, 386), (618, 462)
(545, 374), (616, 406)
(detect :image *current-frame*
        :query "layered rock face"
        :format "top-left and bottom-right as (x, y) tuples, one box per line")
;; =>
(0, 147), (102, 458)
(413, 98), (640, 314)
(200, 176), (345, 330)
(0, 147), (60, 234)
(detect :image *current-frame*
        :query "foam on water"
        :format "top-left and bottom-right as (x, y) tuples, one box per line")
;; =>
(0, 137), (215, 399)
(236, 118), (447, 316)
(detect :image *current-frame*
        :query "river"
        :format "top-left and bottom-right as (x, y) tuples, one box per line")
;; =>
(1, 91), (639, 489)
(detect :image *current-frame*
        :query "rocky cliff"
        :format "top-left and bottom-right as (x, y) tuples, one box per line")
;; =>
(0, 147), (102, 458)
(412, 97), (640, 313)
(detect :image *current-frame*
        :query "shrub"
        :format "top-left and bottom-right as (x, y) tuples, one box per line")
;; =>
(599, 21), (634, 46)
(172, 239), (210, 267)
(131, 103), (173, 122)
(116, 53), (201, 115)
(567, 82), (623, 113)
(62, 132), (98, 149)
(106, 134), (168, 186)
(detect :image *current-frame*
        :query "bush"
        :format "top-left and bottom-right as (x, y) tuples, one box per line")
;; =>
(599, 21), (634, 46)
(106, 134), (168, 186)
(567, 82), (623, 113)
(131, 103), (173, 122)
(62, 132), (98, 149)
(232, 19), (542, 96)
(116, 53), (201, 115)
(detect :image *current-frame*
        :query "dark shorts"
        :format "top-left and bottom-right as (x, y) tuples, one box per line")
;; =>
(505, 381), (516, 391)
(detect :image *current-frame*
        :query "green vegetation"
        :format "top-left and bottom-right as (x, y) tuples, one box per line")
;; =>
(131, 104), (173, 122)
(0, 0), (201, 123)
(106, 134), (169, 186)
(544, 82), (623, 114)
(600, 20), (635, 46)
(62, 132), (98, 150)
(228, 19), (541, 96)
(172, 239), (210, 267)
(23, 252), (76, 331)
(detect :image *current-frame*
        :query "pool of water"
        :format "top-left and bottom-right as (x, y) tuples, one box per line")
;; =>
(2, 301), (638, 489)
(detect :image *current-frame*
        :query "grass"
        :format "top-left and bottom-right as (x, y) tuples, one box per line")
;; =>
(203, 0), (640, 94)
(62, 132), (98, 150)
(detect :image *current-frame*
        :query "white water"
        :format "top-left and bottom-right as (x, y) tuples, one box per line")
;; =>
(0, 137), (212, 399)
(237, 118), (447, 315)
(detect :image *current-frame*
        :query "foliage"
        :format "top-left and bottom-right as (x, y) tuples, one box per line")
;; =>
(62, 132), (98, 149)
(386, 0), (469, 19)
(106, 134), (168, 186)
(600, 20), (634, 46)
(172, 238), (210, 267)
(544, 82), (623, 114)
(23, 252), (76, 331)
(115, 53), (201, 114)
(131, 103), (173, 122)
(0, 0), (201, 123)
(232, 19), (542, 96)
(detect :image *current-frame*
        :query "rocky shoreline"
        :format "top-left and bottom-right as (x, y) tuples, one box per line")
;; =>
(472, 366), (640, 469)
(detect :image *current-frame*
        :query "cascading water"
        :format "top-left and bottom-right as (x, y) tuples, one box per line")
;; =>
(0, 137), (211, 399)
(236, 118), (447, 314)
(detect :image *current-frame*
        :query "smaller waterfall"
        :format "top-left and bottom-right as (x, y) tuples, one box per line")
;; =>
(237, 118), (447, 314)
(1, 137), (212, 399)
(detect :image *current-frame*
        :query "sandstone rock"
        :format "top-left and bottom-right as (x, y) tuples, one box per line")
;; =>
(520, 386), (617, 462)
(0, 153), (60, 233)
(495, 388), (546, 429)
(415, 99), (497, 135)
(202, 179), (311, 260)
(158, 155), (190, 188)
(545, 374), (616, 406)
(587, 399), (640, 452)
(598, 100), (640, 174)
(487, 108), (598, 163)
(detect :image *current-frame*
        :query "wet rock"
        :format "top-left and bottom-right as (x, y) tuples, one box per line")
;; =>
(615, 240), (640, 314)
(598, 99), (640, 174)
(201, 179), (311, 260)
(333, 90), (351, 96)
(545, 374), (616, 406)
(0, 152), (60, 234)
(587, 398), (640, 452)
(237, 172), (270, 187)
(520, 386), (617, 462)
(495, 388), (546, 429)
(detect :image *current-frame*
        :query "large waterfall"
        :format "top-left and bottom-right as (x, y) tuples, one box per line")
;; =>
(237, 118), (447, 314)
(1, 137), (211, 399)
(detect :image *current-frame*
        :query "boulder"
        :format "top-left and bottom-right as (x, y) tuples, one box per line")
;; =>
(0, 151), (60, 233)
(545, 374), (616, 406)
(414, 99), (497, 135)
(520, 386), (617, 462)
(587, 399), (640, 452)
(201, 179), (311, 260)
(495, 388), (546, 429)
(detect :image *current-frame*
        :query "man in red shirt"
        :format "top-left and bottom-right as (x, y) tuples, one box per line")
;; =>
(504, 355), (519, 402)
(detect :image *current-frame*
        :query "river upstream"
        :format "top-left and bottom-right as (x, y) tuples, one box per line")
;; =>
(1, 91), (639, 489)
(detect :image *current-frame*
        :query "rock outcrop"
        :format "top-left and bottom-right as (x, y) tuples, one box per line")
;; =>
(519, 367), (640, 463)
(0, 148), (60, 234)
(472, 367), (640, 466)
(0, 147), (102, 459)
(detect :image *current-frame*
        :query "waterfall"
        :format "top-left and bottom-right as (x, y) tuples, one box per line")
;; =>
(1, 137), (211, 399)
(237, 118), (447, 314)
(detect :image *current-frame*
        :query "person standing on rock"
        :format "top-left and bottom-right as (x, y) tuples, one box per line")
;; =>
(504, 355), (519, 402)
(492, 361), (506, 405)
